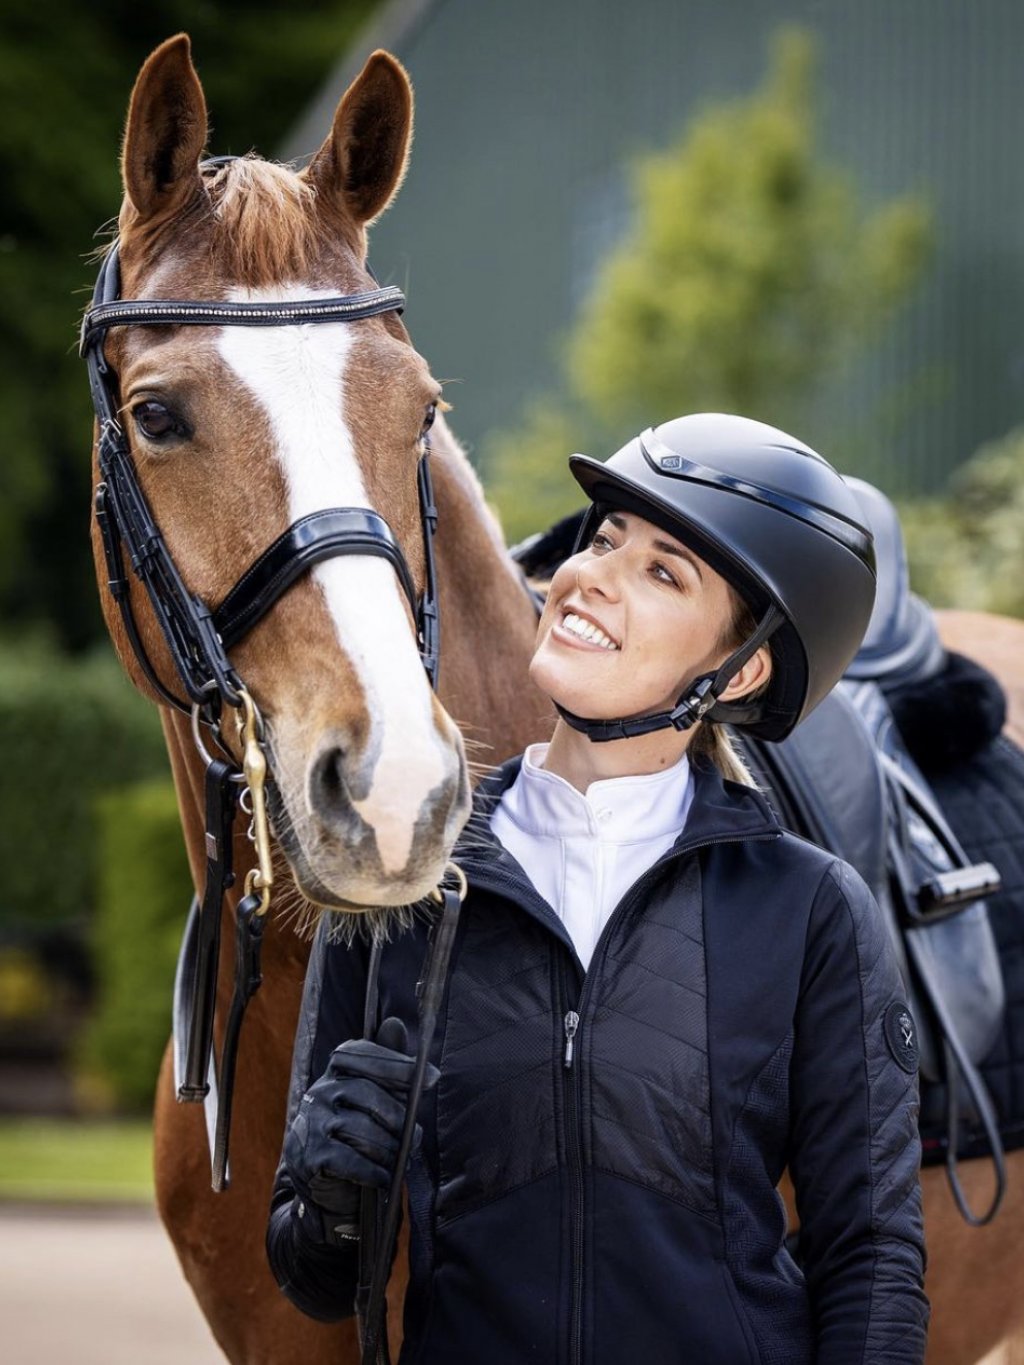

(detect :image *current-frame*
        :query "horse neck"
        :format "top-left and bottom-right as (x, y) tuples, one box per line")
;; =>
(429, 419), (554, 767)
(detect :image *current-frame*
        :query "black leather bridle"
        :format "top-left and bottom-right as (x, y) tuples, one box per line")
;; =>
(81, 242), (440, 715)
(80, 193), (446, 1161)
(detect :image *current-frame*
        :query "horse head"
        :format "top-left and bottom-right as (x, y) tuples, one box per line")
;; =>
(90, 35), (470, 912)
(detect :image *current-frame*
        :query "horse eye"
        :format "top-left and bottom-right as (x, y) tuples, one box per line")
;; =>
(421, 403), (437, 440)
(133, 401), (183, 441)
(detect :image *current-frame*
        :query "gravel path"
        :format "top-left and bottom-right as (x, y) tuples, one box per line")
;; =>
(0, 1203), (226, 1364)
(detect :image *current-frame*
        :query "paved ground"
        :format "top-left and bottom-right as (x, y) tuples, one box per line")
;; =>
(0, 1203), (225, 1364)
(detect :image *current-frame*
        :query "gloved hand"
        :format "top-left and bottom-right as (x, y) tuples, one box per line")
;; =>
(283, 1016), (439, 1246)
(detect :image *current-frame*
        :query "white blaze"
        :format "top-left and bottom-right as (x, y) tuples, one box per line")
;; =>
(217, 286), (445, 874)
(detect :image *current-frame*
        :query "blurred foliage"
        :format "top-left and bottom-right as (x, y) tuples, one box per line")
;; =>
(0, 635), (169, 933)
(0, 945), (53, 1022)
(486, 29), (931, 544)
(0, 0), (377, 649)
(77, 779), (190, 1112)
(901, 425), (1024, 618)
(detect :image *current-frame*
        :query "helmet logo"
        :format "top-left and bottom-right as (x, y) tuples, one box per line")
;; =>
(659, 455), (683, 470)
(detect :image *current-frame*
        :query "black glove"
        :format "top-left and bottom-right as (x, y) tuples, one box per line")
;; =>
(283, 1016), (439, 1245)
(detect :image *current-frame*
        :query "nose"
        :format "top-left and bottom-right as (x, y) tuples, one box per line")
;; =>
(306, 712), (470, 884)
(576, 550), (621, 599)
(308, 742), (359, 832)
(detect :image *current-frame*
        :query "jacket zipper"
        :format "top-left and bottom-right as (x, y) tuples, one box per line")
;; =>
(562, 979), (585, 1365)
(557, 830), (777, 1365)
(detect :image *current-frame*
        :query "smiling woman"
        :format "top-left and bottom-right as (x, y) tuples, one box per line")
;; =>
(269, 413), (930, 1365)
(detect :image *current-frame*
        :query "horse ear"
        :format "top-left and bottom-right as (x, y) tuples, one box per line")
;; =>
(305, 50), (413, 227)
(121, 34), (207, 223)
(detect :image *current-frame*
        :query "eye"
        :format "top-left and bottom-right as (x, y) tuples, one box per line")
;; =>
(132, 400), (187, 442)
(420, 402), (438, 442)
(650, 561), (680, 587)
(590, 530), (614, 553)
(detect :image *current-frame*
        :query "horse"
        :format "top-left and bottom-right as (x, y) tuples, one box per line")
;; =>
(89, 36), (1024, 1365)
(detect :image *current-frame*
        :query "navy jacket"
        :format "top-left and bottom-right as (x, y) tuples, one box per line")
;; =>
(267, 757), (929, 1364)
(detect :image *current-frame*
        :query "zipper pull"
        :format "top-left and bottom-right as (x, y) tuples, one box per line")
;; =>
(563, 1010), (580, 1069)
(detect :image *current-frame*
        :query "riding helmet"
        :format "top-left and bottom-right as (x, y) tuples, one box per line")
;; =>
(566, 412), (877, 743)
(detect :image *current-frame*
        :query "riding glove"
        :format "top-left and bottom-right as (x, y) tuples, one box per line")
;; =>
(283, 1016), (439, 1246)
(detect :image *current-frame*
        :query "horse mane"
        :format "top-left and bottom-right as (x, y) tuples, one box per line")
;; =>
(204, 157), (322, 284)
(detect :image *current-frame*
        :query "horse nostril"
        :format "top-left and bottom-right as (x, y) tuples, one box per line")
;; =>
(310, 746), (350, 818)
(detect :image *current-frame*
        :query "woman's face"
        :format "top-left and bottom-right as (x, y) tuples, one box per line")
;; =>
(530, 509), (751, 720)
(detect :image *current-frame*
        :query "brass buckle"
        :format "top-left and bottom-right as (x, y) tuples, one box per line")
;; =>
(235, 686), (273, 917)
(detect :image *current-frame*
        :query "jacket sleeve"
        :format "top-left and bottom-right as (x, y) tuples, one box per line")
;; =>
(265, 918), (368, 1322)
(788, 859), (929, 1364)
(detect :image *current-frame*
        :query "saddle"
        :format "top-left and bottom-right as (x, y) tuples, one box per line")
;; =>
(511, 482), (1008, 1224)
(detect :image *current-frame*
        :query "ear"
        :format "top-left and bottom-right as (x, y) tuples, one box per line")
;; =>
(121, 34), (207, 223)
(304, 50), (413, 226)
(719, 645), (773, 703)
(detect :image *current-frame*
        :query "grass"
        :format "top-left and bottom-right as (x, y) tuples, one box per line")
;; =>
(0, 1117), (154, 1203)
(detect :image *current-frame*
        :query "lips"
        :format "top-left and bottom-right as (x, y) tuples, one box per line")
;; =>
(556, 604), (620, 651)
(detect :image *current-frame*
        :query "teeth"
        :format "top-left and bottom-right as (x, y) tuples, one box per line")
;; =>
(563, 612), (618, 650)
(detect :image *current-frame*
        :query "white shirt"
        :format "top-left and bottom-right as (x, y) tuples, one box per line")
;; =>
(489, 743), (695, 970)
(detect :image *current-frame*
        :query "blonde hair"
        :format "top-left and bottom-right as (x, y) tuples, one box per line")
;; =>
(690, 721), (759, 787)
(689, 586), (767, 788)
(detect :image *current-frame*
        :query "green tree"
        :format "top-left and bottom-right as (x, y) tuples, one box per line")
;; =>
(901, 425), (1024, 618)
(487, 29), (931, 542)
(0, 1), (377, 649)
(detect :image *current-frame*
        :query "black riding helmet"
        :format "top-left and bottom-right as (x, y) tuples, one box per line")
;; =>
(563, 413), (877, 743)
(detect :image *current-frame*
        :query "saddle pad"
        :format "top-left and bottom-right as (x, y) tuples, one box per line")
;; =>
(925, 735), (1024, 1156)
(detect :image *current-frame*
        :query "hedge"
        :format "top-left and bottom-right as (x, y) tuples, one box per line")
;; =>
(77, 779), (192, 1111)
(0, 639), (169, 933)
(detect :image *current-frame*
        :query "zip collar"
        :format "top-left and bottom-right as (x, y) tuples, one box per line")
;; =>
(455, 753), (782, 928)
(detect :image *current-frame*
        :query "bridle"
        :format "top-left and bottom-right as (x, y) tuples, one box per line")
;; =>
(81, 243), (440, 716)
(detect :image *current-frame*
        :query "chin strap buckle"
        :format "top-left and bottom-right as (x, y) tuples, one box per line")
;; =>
(669, 676), (717, 731)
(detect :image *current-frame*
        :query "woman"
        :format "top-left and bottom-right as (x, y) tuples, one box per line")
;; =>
(267, 414), (929, 1363)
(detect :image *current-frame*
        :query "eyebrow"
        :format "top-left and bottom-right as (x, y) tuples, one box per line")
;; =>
(605, 511), (704, 582)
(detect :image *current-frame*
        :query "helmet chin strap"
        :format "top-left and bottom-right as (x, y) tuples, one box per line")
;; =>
(555, 605), (783, 744)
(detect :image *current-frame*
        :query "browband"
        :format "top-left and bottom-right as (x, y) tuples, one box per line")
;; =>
(80, 288), (406, 355)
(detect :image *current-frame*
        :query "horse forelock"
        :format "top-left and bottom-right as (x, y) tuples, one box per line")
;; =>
(117, 155), (364, 289)
(204, 158), (332, 285)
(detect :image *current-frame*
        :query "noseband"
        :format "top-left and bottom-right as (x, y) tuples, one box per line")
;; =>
(81, 239), (440, 718)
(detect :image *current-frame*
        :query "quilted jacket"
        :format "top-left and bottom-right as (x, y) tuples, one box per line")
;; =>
(267, 756), (929, 1364)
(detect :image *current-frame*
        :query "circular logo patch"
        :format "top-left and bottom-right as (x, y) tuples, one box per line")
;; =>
(883, 1001), (919, 1074)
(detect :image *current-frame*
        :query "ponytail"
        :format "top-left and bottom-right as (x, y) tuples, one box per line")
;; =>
(689, 721), (759, 788)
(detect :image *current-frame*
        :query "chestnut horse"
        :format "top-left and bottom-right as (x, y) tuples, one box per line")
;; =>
(91, 37), (1024, 1365)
